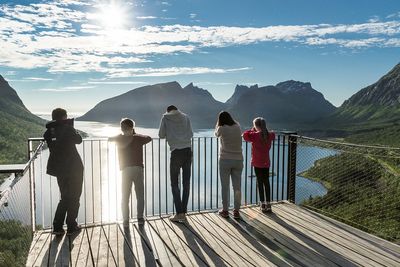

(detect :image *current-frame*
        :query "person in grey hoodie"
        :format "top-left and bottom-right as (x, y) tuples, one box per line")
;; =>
(159, 105), (193, 222)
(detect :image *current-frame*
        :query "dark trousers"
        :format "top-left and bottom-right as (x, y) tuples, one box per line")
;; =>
(53, 172), (83, 230)
(254, 167), (271, 203)
(170, 148), (192, 214)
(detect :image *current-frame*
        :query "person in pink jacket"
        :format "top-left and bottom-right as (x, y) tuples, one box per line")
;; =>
(243, 117), (275, 213)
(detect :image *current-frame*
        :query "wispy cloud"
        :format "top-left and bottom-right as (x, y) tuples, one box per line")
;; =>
(24, 77), (54, 81)
(106, 67), (251, 78)
(136, 16), (158, 20)
(38, 85), (94, 92)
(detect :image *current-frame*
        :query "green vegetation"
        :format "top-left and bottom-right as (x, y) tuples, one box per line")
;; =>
(0, 220), (32, 267)
(301, 153), (400, 244)
(344, 124), (400, 147)
(0, 98), (44, 163)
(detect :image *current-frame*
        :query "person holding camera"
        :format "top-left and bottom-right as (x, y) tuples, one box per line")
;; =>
(44, 108), (84, 236)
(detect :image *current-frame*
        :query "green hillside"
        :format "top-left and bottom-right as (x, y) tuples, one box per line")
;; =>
(0, 75), (45, 183)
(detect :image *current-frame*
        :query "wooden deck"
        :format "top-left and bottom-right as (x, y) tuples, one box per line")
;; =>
(26, 203), (400, 267)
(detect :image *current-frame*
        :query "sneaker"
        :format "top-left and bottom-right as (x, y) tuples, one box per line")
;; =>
(52, 228), (65, 236)
(265, 203), (272, 213)
(169, 213), (186, 223)
(218, 210), (229, 218)
(67, 225), (82, 236)
(261, 203), (267, 212)
(233, 209), (241, 220)
(137, 218), (145, 225)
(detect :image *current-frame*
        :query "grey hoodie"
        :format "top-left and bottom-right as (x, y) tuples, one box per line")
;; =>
(158, 110), (193, 151)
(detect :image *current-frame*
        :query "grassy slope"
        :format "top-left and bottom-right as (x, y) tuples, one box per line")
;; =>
(300, 152), (400, 243)
(0, 100), (45, 184)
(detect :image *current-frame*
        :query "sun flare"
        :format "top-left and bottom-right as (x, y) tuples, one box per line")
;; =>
(95, 2), (129, 30)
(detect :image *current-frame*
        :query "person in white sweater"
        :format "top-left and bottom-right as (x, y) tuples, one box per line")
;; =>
(214, 111), (243, 219)
(159, 105), (193, 222)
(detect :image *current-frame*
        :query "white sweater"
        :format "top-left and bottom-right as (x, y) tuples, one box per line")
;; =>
(215, 124), (243, 160)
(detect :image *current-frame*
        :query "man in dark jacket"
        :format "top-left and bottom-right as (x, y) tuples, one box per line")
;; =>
(44, 108), (83, 236)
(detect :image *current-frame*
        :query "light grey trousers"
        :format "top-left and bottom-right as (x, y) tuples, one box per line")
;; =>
(121, 166), (144, 222)
(219, 159), (243, 211)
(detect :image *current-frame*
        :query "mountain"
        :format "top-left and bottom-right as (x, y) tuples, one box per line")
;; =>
(333, 63), (400, 124)
(80, 80), (336, 130)
(79, 81), (225, 128)
(0, 75), (45, 164)
(225, 84), (259, 106)
(227, 80), (337, 129)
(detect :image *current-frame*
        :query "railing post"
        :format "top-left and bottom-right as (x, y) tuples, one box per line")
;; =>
(28, 139), (36, 234)
(284, 132), (297, 203)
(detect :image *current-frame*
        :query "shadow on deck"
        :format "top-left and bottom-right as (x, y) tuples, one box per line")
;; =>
(26, 203), (400, 267)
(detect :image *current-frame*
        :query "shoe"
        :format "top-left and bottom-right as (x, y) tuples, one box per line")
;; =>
(265, 203), (272, 213)
(218, 210), (229, 218)
(137, 218), (145, 225)
(67, 225), (82, 236)
(233, 209), (240, 220)
(261, 203), (267, 212)
(169, 213), (186, 222)
(52, 228), (65, 236)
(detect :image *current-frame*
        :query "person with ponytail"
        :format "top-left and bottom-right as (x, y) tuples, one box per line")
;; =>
(243, 117), (275, 212)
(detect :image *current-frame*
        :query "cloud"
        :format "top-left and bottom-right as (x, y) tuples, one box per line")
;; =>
(0, 1), (400, 75)
(24, 77), (54, 81)
(136, 16), (158, 20)
(106, 67), (251, 78)
(38, 85), (94, 92)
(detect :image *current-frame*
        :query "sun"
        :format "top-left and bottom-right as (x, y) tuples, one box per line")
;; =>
(95, 2), (129, 30)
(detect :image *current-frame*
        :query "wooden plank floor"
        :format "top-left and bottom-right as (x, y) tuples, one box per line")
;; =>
(26, 203), (400, 267)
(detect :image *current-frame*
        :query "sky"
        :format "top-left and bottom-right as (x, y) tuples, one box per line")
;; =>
(0, 0), (399, 114)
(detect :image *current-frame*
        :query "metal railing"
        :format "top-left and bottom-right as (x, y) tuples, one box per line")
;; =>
(0, 141), (44, 267)
(294, 136), (400, 244)
(26, 133), (296, 231)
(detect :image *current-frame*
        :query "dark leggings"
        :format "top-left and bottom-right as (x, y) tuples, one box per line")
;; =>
(254, 167), (271, 203)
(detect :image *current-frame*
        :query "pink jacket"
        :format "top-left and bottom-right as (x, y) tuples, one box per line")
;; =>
(243, 129), (275, 168)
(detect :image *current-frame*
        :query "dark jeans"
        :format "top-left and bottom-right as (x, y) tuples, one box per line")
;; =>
(254, 167), (271, 203)
(53, 171), (83, 230)
(170, 147), (192, 214)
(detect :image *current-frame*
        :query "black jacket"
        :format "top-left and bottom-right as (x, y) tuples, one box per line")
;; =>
(43, 120), (83, 177)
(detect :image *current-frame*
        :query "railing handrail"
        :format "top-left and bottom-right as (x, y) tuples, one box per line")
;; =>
(0, 141), (45, 178)
(294, 135), (400, 150)
(0, 141), (45, 208)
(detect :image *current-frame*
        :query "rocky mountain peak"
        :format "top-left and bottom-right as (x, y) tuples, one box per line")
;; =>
(342, 63), (400, 107)
(275, 80), (313, 93)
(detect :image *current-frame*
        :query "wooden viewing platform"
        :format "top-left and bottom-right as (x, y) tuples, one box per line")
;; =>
(26, 203), (400, 267)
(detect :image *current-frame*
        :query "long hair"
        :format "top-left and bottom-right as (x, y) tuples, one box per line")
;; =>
(217, 111), (236, 126)
(253, 117), (269, 142)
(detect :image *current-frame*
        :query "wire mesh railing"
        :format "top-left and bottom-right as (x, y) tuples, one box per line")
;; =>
(0, 141), (44, 267)
(295, 136), (400, 244)
(31, 134), (293, 231)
